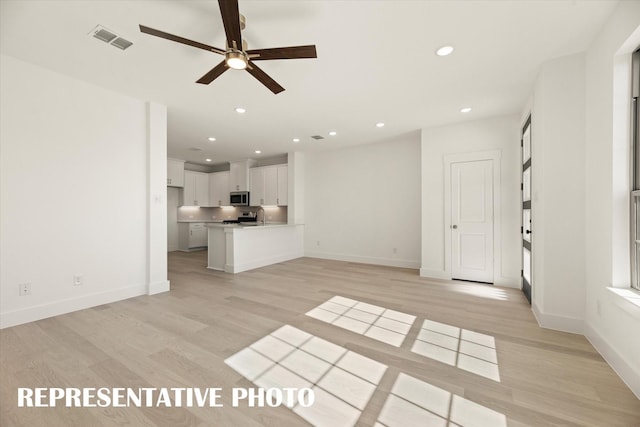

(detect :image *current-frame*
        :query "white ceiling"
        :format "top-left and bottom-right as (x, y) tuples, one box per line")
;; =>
(0, 0), (617, 166)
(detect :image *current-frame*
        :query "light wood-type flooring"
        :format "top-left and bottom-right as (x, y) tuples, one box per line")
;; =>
(1, 251), (639, 426)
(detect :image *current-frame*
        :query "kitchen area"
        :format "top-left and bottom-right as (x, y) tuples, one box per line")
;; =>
(167, 156), (304, 273)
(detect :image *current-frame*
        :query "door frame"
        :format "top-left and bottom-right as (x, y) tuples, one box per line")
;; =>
(444, 150), (502, 284)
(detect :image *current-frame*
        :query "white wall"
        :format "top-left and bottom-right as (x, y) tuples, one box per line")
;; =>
(0, 54), (167, 328)
(529, 53), (586, 332)
(582, 0), (640, 397)
(304, 133), (421, 268)
(420, 115), (521, 287)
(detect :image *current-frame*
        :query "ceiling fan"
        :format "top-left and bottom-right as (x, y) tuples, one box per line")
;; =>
(139, 0), (317, 94)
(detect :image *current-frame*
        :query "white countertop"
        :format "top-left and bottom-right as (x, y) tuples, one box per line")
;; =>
(206, 222), (293, 229)
(178, 220), (223, 223)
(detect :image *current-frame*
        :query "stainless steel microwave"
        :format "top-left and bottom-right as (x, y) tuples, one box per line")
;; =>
(230, 191), (250, 206)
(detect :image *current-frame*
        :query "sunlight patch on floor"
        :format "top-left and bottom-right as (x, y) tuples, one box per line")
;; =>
(305, 296), (416, 347)
(411, 319), (501, 382)
(450, 283), (511, 301)
(377, 373), (507, 427)
(225, 325), (387, 427)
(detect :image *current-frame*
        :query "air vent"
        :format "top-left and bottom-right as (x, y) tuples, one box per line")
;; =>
(189, 147), (203, 152)
(310, 135), (325, 140)
(89, 25), (133, 51)
(111, 37), (133, 50)
(93, 28), (117, 43)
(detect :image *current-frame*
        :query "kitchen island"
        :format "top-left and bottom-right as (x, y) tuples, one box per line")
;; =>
(207, 223), (304, 273)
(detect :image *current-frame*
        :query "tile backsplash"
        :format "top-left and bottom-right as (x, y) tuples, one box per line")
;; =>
(178, 206), (288, 223)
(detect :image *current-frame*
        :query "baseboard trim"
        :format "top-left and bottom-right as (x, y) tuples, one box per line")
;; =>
(584, 321), (640, 399)
(306, 251), (420, 269)
(419, 268), (451, 280)
(0, 284), (147, 329)
(532, 302), (584, 334)
(225, 251), (304, 274)
(148, 280), (170, 295)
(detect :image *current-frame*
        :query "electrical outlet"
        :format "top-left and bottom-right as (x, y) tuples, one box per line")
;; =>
(393, 247), (398, 254)
(316, 240), (320, 246)
(18, 283), (31, 296)
(73, 275), (83, 286)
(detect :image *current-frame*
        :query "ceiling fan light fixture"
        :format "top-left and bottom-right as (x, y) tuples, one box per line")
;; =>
(226, 50), (248, 70)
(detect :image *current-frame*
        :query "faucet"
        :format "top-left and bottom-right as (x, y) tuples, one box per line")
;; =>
(256, 207), (265, 225)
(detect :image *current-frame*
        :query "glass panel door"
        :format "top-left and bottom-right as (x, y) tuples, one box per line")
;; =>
(521, 116), (532, 304)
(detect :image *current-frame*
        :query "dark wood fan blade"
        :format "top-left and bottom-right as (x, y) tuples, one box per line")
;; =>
(196, 61), (229, 84)
(246, 61), (285, 94)
(218, 0), (242, 50)
(246, 45), (317, 61)
(139, 25), (225, 55)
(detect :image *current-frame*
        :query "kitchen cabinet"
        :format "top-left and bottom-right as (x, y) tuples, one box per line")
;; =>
(182, 171), (209, 206)
(167, 158), (185, 187)
(249, 167), (266, 205)
(209, 171), (230, 207)
(229, 159), (255, 192)
(264, 167), (278, 206)
(249, 164), (288, 206)
(178, 223), (208, 250)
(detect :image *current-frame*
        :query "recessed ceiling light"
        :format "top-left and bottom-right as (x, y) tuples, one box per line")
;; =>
(255, 150), (261, 154)
(376, 122), (385, 128)
(460, 107), (472, 113)
(205, 158), (212, 162)
(208, 137), (216, 142)
(293, 138), (300, 142)
(328, 131), (337, 136)
(436, 46), (454, 56)
(235, 107), (246, 114)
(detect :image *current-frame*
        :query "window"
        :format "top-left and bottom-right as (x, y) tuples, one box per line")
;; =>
(631, 48), (640, 290)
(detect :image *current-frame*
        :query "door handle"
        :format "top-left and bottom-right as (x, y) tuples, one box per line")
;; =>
(526, 230), (531, 234)
(451, 225), (458, 229)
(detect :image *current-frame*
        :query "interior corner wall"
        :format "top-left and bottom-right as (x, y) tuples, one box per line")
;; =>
(304, 133), (421, 268)
(530, 53), (587, 333)
(583, 0), (640, 397)
(420, 115), (521, 287)
(147, 102), (169, 295)
(0, 54), (151, 328)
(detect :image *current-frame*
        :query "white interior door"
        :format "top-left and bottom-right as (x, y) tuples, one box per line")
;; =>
(451, 160), (494, 283)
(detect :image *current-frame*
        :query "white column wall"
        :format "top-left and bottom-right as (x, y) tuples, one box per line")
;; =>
(147, 102), (169, 295)
(529, 53), (587, 332)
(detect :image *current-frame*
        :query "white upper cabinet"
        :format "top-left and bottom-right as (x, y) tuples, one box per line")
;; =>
(182, 171), (209, 206)
(167, 158), (185, 187)
(209, 171), (230, 207)
(229, 160), (255, 192)
(249, 164), (288, 206)
(249, 167), (266, 206)
(264, 166), (278, 205)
